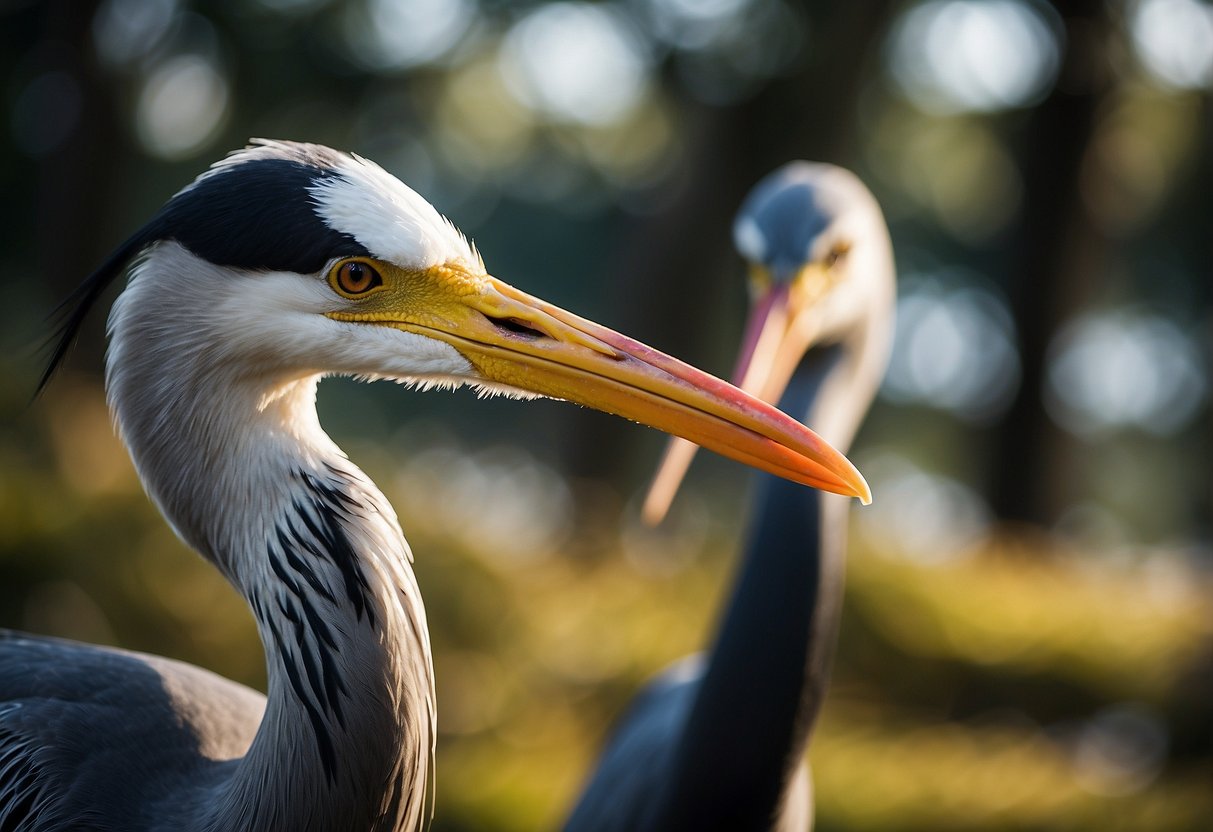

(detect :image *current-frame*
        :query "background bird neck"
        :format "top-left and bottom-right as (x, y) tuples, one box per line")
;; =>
(808, 238), (895, 453)
(650, 336), (879, 829)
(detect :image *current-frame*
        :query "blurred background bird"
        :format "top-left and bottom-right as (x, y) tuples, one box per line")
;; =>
(565, 162), (893, 831)
(1, 140), (865, 831)
(1, 1), (1210, 830)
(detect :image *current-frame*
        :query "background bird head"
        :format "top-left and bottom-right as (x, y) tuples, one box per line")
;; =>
(729, 162), (895, 411)
(643, 162), (896, 523)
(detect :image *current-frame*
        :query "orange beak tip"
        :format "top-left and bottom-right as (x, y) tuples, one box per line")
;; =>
(857, 481), (873, 506)
(838, 461), (872, 505)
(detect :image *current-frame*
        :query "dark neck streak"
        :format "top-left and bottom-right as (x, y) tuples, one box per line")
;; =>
(649, 344), (846, 831)
(122, 385), (435, 832)
(208, 460), (433, 832)
(249, 470), (374, 782)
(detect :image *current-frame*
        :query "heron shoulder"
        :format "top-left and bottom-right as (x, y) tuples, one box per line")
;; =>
(1, 630), (265, 830)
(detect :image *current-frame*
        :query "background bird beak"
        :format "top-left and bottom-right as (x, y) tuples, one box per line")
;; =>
(383, 272), (869, 504)
(642, 275), (831, 525)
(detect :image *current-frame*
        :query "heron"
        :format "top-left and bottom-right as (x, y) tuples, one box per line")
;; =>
(564, 162), (895, 831)
(0, 142), (871, 832)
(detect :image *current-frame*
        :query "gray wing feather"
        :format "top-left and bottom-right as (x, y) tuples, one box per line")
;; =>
(0, 629), (265, 832)
(563, 656), (705, 832)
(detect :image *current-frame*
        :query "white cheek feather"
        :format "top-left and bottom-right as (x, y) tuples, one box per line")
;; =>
(310, 155), (478, 271)
(111, 242), (474, 390)
(733, 215), (767, 264)
(323, 324), (475, 382)
(211, 271), (476, 382)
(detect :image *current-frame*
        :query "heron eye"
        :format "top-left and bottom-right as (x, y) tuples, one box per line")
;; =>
(823, 242), (851, 269)
(332, 260), (383, 297)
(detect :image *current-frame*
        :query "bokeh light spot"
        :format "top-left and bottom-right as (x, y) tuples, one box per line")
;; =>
(135, 54), (229, 160)
(856, 452), (992, 561)
(883, 275), (1021, 422)
(867, 116), (1023, 241)
(1072, 704), (1169, 796)
(887, 0), (1061, 114)
(342, 0), (476, 71)
(1129, 0), (1213, 90)
(643, 0), (753, 51)
(500, 3), (650, 126)
(394, 441), (573, 564)
(434, 54), (535, 174)
(1046, 309), (1207, 437)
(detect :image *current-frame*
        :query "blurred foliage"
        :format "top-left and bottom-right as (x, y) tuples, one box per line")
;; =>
(1, 0), (1211, 829)
(2, 385), (1211, 829)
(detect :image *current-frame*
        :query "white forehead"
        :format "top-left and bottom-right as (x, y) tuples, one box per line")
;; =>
(310, 153), (479, 271)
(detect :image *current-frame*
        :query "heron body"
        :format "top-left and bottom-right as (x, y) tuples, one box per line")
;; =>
(0, 143), (867, 832)
(565, 163), (895, 831)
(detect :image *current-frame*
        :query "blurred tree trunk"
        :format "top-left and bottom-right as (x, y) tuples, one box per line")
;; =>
(1187, 96), (1213, 549)
(559, 2), (900, 496)
(987, 0), (1112, 529)
(33, 0), (124, 376)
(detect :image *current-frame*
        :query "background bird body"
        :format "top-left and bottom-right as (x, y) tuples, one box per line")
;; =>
(1, 142), (865, 831)
(566, 163), (894, 831)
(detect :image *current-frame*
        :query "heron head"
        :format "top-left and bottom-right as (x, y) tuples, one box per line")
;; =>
(727, 162), (894, 407)
(47, 141), (869, 502)
(641, 163), (894, 523)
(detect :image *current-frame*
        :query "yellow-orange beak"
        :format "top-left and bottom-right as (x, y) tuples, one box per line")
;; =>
(327, 261), (869, 503)
(641, 270), (843, 524)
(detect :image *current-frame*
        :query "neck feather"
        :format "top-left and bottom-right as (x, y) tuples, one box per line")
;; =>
(106, 267), (434, 832)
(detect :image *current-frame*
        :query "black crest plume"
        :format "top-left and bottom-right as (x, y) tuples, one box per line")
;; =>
(36, 140), (370, 395)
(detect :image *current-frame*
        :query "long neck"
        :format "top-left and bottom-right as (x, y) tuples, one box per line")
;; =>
(647, 350), (839, 830)
(107, 305), (434, 832)
(214, 436), (435, 832)
(651, 306), (888, 829)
